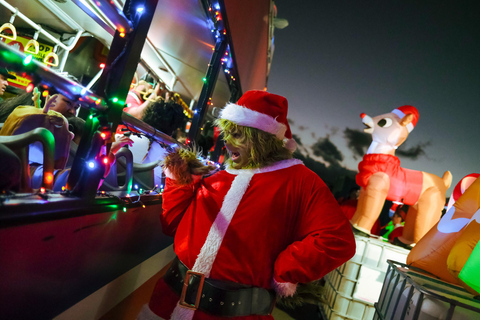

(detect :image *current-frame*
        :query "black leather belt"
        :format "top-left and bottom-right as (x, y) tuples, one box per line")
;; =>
(163, 257), (276, 317)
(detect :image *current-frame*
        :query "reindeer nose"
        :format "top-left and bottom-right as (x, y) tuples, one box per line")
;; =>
(360, 113), (366, 119)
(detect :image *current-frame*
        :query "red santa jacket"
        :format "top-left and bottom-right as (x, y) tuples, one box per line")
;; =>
(148, 159), (356, 320)
(356, 154), (423, 206)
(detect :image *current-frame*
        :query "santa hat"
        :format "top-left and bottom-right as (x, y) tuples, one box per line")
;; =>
(391, 105), (419, 132)
(219, 90), (297, 151)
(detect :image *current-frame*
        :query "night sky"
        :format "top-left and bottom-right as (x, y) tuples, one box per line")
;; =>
(268, 0), (479, 194)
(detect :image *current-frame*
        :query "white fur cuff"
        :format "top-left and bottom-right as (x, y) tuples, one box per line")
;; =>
(163, 167), (176, 180)
(284, 138), (297, 152)
(137, 304), (166, 320)
(273, 279), (297, 297)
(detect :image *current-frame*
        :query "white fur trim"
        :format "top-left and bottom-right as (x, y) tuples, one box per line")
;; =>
(220, 103), (287, 139)
(226, 158), (303, 175)
(392, 108), (414, 132)
(137, 304), (166, 320)
(163, 167), (175, 180)
(192, 171), (254, 276)
(273, 279), (297, 297)
(171, 171), (254, 319)
(284, 138), (297, 152)
(171, 303), (195, 320)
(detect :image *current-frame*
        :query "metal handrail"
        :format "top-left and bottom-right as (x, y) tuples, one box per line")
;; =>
(93, 0), (132, 33)
(69, 0), (132, 35)
(0, 0), (84, 53)
(0, 41), (108, 112)
(121, 112), (184, 149)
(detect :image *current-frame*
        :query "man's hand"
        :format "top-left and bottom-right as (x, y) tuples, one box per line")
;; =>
(111, 135), (134, 154)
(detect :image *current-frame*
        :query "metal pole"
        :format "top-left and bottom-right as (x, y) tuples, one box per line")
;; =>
(68, 0), (159, 194)
(187, 39), (227, 144)
(95, 0), (158, 127)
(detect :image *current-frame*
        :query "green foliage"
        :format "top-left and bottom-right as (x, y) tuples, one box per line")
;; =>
(163, 147), (215, 185)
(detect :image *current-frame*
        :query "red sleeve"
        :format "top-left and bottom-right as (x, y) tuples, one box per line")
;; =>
(123, 92), (142, 114)
(160, 178), (197, 236)
(273, 178), (356, 294)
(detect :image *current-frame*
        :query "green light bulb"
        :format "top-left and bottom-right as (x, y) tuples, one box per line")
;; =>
(23, 55), (33, 65)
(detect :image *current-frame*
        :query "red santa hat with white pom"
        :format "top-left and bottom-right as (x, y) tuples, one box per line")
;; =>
(219, 90), (297, 151)
(391, 105), (419, 132)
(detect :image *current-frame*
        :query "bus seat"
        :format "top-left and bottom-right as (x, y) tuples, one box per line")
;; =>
(100, 146), (134, 192)
(52, 168), (70, 191)
(29, 166), (71, 191)
(0, 106), (72, 169)
(116, 158), (160, 191)
(0, 128), (55, 191)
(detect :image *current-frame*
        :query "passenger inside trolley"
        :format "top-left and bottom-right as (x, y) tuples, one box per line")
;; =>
(123, 73), (169, 120)
(107, 97), (187, 191)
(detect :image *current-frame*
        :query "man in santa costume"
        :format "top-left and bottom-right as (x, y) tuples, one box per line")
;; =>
(139, 90), (356, 320)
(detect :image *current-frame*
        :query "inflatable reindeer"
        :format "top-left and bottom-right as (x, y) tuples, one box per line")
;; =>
(350, 105), (452, 247)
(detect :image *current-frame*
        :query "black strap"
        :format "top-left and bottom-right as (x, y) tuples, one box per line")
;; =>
(164, 257), (276, 317)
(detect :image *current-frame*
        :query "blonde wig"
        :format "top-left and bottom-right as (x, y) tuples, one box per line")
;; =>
(215, 118), (293, 169)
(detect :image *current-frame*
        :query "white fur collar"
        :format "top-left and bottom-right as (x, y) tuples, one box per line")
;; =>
(225, 158), (303, 175)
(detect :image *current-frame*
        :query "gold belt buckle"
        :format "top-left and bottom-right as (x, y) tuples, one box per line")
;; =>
(179, 270), (205, 310)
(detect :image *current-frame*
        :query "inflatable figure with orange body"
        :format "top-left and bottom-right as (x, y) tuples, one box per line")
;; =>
(408, 173), (480, 295)
(350, 106), (452, 247)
